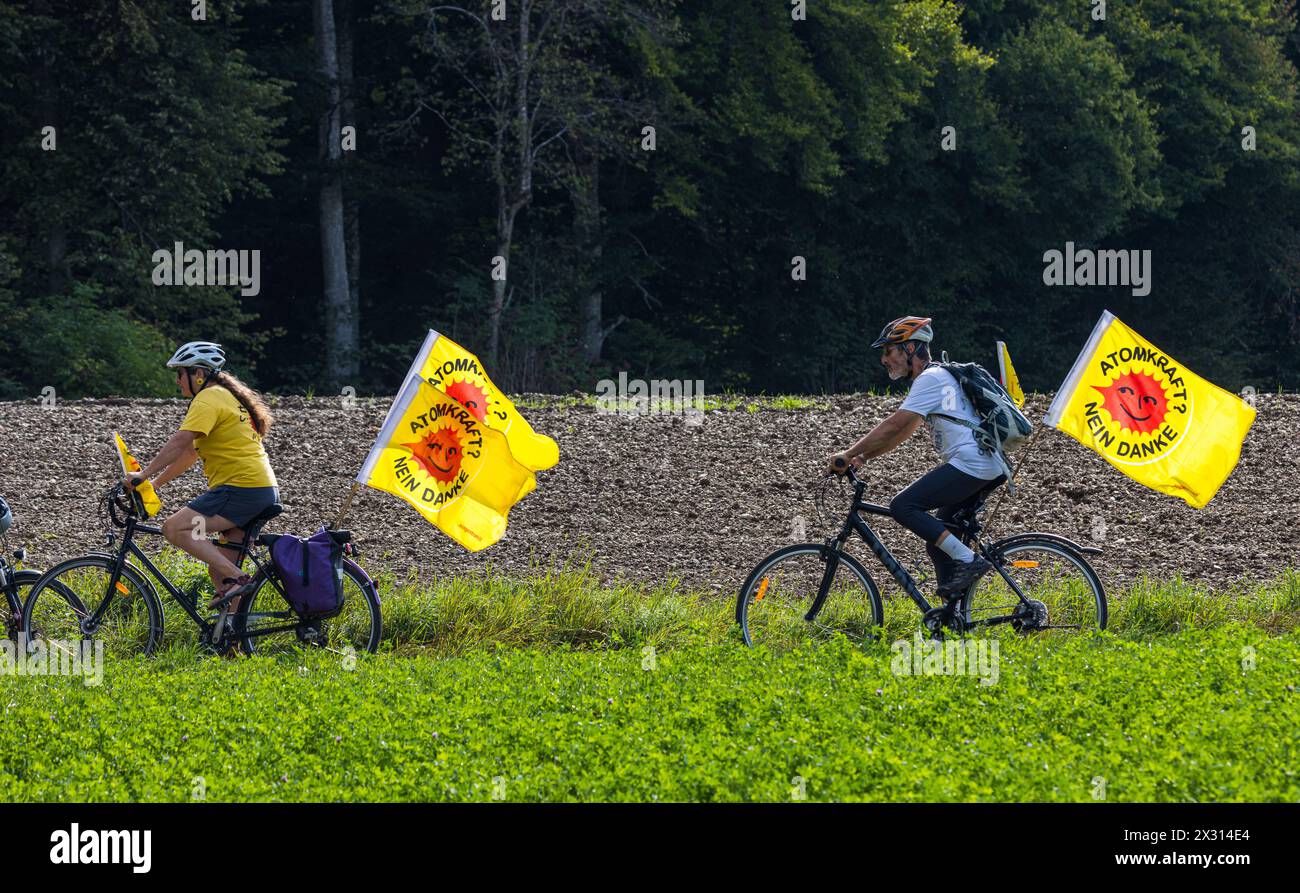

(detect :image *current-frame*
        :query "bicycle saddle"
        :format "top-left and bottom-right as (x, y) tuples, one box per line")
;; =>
(246, 503), (284, 527)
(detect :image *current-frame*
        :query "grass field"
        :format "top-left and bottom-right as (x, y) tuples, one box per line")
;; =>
(2, 555), (1299, 802)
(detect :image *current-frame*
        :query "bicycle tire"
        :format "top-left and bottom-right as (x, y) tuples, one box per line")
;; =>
(737, 543), (883, 649)
(961, 535), (1107, 633)
(22, 555), (165, 657)
(235, 559), (382, 656)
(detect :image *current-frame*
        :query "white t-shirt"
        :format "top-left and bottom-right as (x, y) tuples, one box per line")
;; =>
(899, 365), (1004, 480)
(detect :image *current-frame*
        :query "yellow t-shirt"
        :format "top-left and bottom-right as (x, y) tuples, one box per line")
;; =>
(179, 385), (278, 489)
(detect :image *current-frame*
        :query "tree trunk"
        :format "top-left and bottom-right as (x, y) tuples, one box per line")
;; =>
(34, 0), (67, 296)
(487, 2), (533, 370)
(338, 0), (361, 333)
(314, 0), (355, 390)
(574, 140), (604, 363)
(490, 196), (515, 369)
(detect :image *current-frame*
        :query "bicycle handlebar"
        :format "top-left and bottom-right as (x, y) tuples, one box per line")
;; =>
(827, 457), (864, 487)
(105, 482), (141, 528)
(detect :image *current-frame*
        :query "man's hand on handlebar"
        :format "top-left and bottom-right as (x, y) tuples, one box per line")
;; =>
(825, 452), (863, 477)
(124, 472), (147, 491)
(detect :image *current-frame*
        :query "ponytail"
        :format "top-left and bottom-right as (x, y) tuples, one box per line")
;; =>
(205, 369), (273, 437)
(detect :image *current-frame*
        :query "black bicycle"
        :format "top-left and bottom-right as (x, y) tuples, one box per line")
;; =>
(736, 465), (1107, 647)
(22, 483), (383, 658)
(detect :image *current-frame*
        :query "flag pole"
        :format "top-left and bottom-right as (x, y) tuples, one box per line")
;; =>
(981, 423), (1045, 537)
(332, 481), (360, 530)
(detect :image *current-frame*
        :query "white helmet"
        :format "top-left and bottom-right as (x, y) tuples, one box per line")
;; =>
(166, 341), (226, 372)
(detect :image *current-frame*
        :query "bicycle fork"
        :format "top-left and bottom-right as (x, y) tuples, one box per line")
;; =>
(805, 523), (857, 622)
(83, 549), (133, 635)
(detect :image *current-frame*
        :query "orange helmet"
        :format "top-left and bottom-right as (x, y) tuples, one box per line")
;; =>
(870, 316), (933, 348)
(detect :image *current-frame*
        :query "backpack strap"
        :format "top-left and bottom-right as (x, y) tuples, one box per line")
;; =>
(931, 412), (1018, 494)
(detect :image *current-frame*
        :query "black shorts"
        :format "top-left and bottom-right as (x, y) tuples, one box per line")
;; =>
(187, 485), (280, 528)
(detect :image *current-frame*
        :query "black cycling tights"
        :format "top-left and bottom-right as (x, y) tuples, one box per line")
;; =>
(889, 463), (1001, 586)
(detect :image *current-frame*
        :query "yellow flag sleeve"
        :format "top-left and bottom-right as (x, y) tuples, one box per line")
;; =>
(397, 330), (559, 473)
(996, 340), (1025, 409)
(113, 432), (163, 518)
(356, 376), (535, 552)
(1044, 311), (1255, 509)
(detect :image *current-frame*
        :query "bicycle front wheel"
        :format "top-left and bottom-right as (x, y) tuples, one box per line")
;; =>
(963, 536), (1107, 635)
(736, 544), (883, 650)
(236, 560), (382, 657)
(22, 556), (164, 657)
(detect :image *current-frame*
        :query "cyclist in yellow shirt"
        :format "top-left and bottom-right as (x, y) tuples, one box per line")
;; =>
(126, 342), (279, 610)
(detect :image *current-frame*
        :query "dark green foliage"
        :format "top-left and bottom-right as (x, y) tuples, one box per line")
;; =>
(8, 285), (176, 399)
(1, 0), (1297, 395)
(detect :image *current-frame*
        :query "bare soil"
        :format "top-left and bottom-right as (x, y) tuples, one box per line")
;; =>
(1, 393), (1296, 597)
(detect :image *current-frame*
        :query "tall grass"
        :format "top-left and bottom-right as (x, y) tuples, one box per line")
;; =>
(135, 546), (1300, 657)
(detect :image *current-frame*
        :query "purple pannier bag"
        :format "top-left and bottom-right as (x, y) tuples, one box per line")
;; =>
(268, 527), (347, 616)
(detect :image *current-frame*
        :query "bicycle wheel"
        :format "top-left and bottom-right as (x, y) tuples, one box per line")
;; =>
(737, 543), (883, 650)
(236, 560), (382, 656)
(22, 556), (164, 657)
(962, 536), (1107, 635)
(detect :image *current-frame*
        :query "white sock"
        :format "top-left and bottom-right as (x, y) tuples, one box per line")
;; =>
(935, 533), (975, 563)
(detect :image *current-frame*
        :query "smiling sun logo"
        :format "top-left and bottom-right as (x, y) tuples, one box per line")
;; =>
(1094, 370), (1168, 434)
(444, 378), (490, 422)
(403, 425), (463, 484)
(1079, 355), (1191, 466)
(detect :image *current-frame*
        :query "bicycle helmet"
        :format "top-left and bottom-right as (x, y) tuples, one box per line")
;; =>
(0, 495), (12, 536)
(870, 316), (933, 348)
(166, 341), (226, 372)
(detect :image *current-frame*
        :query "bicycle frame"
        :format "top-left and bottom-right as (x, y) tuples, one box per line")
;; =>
(2, 560), (17, 615)
(85, 513), (299, 642)
(2, 558), (23, 626)
(811, 473), (1042, 631)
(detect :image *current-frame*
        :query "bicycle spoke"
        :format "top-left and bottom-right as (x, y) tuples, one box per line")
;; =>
(739, 546), (879, 650)
(238, 566), (380, 657)
(966, 540), (1106, 635)
(25, 561), (160, 658)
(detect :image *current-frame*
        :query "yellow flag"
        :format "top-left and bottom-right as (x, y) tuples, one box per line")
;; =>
(996, 340), (1025, 409)
(1044, 311), (1255, 508)
(402, 330), (559, 472)
(356, 376), (535, 552)
(113, 432), (162, 517)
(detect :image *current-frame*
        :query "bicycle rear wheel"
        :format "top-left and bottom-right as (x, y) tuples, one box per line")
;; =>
(962, 536), (1107, 635)
(22, 556), (164, 657)
(737, 544), (883, 650)
(236, 561), (382, 656)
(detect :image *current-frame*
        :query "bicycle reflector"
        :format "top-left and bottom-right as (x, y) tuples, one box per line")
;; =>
(115, 581), (131, 595)
(755, 577), (770, 601)
(1011, 560), (1039, 568)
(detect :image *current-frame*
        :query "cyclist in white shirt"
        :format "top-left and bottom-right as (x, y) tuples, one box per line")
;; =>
(826, 316), (1003, 601)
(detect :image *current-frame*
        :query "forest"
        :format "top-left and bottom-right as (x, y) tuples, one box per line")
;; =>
(1, 0), (1297, 398)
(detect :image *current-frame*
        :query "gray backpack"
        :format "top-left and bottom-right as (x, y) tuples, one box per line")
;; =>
(930, 356), (1033, 491)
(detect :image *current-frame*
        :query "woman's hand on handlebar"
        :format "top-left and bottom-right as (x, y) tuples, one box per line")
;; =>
(124, 472), (146, 491)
